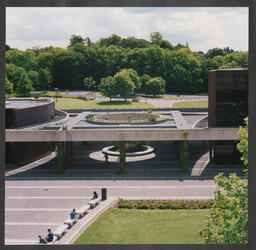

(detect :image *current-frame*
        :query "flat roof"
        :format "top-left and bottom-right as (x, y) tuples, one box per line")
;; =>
(5, 99), (54, 110)
(210, 68), (248, 72)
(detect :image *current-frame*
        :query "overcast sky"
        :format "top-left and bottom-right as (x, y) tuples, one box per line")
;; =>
(6, 7), (248, 52)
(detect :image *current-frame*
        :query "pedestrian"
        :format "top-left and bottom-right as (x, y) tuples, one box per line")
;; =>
(38, 235), (47, 244)
(104, 153), (109, 164)
(91, 191), (98, 200)
(70, 208), (76, 219)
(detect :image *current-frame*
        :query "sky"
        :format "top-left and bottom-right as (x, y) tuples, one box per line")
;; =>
(6, 7), (248, 53)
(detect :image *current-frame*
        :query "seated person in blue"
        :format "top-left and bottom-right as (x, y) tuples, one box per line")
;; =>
(45, 229), (54, 243)
(92, 191), (98, 200)
(70, 208), (76, 219)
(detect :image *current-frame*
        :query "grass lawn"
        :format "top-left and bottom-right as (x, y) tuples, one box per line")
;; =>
(172, 100), (208, 109)
(55, 98), (154, 110)
(74, 208), (209, 244)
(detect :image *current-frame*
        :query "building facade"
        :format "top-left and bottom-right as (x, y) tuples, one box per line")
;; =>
(5, 99), (55, 166)
(208, 68), (248, 164)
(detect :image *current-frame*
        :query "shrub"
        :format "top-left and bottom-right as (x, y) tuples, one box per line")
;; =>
(86, 114), (95, 120)
(148, 114), (156, 122)
(118, 199), (132, 209)
(55, 146), (65, 175)
(78, 95), (88, 101)
(117, 199), (215, 210)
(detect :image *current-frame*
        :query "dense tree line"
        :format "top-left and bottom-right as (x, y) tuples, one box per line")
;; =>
(5, 32), (248, 96)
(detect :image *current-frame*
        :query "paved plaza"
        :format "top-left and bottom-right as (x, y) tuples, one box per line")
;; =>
(5, 141), (243, 245)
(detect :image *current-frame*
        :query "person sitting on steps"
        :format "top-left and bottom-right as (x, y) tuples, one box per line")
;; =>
(91, 191), (98, 200)
(38, 235), (47, 244)
(70, 208), (76, 219)
(45, 229), (54, 243)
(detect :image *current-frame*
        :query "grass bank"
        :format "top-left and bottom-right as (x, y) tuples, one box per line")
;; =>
(172, 100), (208, 109)
(55, 99), (154, 110)
(75, 208), (208, 244)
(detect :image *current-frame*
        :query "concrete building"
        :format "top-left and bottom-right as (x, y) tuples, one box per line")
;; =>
(5, 99), (55, 166)
(208, 68), (248, 164)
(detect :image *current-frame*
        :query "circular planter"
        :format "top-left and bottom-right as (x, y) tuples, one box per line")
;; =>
(102, 145), (154, 157)
(86, 112), (167, 125)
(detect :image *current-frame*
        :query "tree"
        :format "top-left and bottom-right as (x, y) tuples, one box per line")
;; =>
(27, 70), (39, 90)
(113, 71), (135, 101)
(6, 44), (12, 51)
(5, 77), (13, 95)
(205, 48), (226, 59)
(68, 35), (85, 48)
(159, 40), (173, 50)
(224, 46), (235, 54)
(120, 68), (141, 91)
(99, 76), (116, 101)
(98, 34), (122, 47)
(150, 32), (163, 45)
(6, 49), (37, 71)
(38, 68), (53, 90)
(83, 76), (96, 90)
(85, 36), (93, 47)
(200, 118), (248, 244)
(145, 77), (166, 97)
(140, 74), (151, 93)
(237, 117), (248, 175)
(15, 71), (34, 97)
(119, 37), (150, 49)
(6, 64), (26, 90)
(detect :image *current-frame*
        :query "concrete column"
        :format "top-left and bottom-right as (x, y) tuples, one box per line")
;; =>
(179, 140), (189, 162)
(56, 142), (65, 168)
(65, 141), (73, 164)
(119, 141), (126, 166)
(209, 141), (213, 162)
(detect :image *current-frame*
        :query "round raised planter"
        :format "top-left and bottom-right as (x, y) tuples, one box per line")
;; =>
(102, 145), (154, 157)
(86, 112), (167, 125)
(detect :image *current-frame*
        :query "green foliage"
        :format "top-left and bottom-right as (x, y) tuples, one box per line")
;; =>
(237, 117), (248, 174)
(5, 77), (13, 95)
(99, 76), (116, 101)
(114, 71), (135, 101)
(68, 34), (86, 48)
(55, 146), (65, 175)
(5, 33), (248, 96)
(200, 173), (248, 243)
(86, 114), (95, 120)
(180, 140), (189, 173)
(120, 68), (141, 91)
(38, 68), (52, 90)
(150, 32), (163, 45)
(15, 72), (34, 97)
(83, 76), (96, 90)
(145, 77), (166, 97)
(148, 115), (156, 122)
(140, 74), (151, 93)
(200, 119), (248, 244)
(112, 141), (148, 153)
(205, 48), (226, 59)
(27, 70), (39, 90)
(117, 199), (214, 210)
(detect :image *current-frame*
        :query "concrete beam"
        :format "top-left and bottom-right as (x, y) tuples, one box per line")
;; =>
(5, 128), (239, 142)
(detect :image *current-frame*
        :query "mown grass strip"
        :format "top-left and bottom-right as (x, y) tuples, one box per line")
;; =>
(75, 208), (208, 244)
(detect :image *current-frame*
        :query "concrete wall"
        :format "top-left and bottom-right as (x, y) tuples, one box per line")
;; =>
(5, 128), (239, 142)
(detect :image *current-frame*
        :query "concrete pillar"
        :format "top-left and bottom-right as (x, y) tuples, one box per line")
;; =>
(65, 141), (73, 164)
(119, 141), (126, 166)
(209, 141), (213, 162)
(179, 140), (189, 161)
(56, 142), (65, 168)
